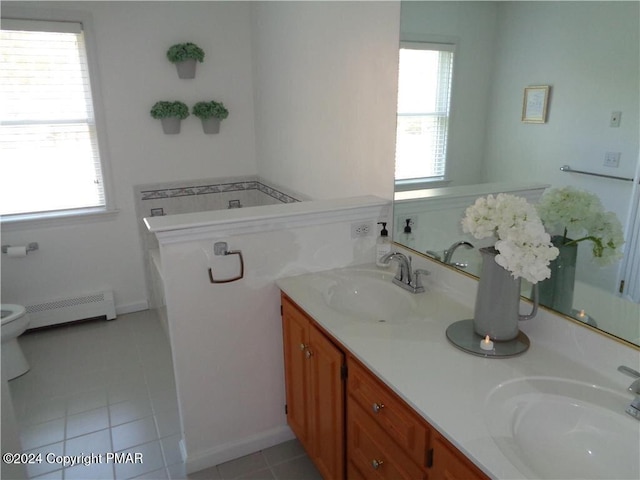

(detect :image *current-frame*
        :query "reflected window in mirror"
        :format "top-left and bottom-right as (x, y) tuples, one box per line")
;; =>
(395, 42), (454, 191)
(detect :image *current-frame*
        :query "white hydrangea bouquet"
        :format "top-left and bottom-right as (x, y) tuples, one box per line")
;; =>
(536, 186), (624, 266)
(461, 193), (559, 283)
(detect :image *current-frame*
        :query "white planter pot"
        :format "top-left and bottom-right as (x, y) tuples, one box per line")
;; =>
(201, 118), (221, 134)
(175, 59), (197, 79)
(160, 118), (182, 134)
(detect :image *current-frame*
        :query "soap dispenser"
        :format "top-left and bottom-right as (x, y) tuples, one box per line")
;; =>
(376, 222), (392, 267)
(402, 218), (415, 245)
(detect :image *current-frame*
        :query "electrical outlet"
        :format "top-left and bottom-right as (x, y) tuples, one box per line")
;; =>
(351, 222), (372, 238)
(610, 111), (622, 128)
(604, 152), (621, 168)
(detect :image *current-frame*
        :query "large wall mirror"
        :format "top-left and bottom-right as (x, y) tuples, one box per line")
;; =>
(393, 1), (640, 347)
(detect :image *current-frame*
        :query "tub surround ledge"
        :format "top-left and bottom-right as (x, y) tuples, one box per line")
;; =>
(145, 195), (390, 243)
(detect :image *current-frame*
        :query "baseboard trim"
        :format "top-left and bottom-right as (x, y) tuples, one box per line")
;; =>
(115, 300), (149, 316)
(184, 425), (295, 474)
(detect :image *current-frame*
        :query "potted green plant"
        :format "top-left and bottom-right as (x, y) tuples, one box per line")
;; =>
(166, 42), (205, 79)
(192, 101), (229, 134)
(150, 101), (190, 134)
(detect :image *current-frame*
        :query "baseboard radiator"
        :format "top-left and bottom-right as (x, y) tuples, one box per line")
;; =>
(26, 291), (116, 329)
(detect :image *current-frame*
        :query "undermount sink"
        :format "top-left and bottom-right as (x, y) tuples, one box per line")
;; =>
(485, 376), (639, 479)
(322, 269), (418, 323)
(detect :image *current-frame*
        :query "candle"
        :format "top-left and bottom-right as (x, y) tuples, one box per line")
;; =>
(480, 335), (494, 351)
(576, 309), (590, 321)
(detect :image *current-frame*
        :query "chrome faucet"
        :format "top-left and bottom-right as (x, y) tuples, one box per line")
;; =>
(443, 241), (474, 267)
(618, 365), (640, 419)
(380, 252), (428, 294)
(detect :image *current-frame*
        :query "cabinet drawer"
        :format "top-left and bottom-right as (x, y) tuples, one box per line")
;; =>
(347, 397), (427, 480)
(347, 357), (429, 466)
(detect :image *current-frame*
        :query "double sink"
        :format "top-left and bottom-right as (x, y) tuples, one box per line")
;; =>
(310, 266), (639, 479)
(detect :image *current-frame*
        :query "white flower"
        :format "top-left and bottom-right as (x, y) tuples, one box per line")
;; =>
(461, 193), (559, 284)
(536, 186), (624, 266)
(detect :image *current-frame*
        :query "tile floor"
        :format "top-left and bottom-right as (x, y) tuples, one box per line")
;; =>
(8, 310), (321, 480)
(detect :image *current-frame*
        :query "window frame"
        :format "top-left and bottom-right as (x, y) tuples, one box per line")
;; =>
(1, 6), (116, 227)
(394, 39), (457, 192)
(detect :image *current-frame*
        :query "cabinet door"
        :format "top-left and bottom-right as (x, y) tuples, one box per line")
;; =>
(431, 434), (488, 480)
(282, 298), (311, 447)
(308, 324), (345, 480)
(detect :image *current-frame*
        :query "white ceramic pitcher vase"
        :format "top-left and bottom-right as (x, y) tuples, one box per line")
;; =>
(473, 247), (538, 341)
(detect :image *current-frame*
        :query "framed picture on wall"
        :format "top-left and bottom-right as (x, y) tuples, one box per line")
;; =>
(522, 85), (550, 123)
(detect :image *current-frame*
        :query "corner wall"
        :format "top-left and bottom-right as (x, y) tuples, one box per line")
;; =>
(250, 2), (400, 201)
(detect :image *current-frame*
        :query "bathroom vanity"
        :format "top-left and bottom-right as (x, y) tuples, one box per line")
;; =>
(281, 294), (486, 480)
(277, 262), (640, 480)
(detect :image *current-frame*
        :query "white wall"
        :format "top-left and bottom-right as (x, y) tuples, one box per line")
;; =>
(2, 1), (258, 312)
(251, 1), (399, 200)
(155, 199), (389, 472)
(3, 2), (402, 313)
(484, 1), (640, 290)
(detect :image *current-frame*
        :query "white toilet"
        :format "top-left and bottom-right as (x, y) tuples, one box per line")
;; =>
(1, 304), (31, 380)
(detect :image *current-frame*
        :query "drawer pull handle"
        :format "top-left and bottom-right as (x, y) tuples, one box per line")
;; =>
(371, 459), (384, 470)
(372, 402), (385, 413)
(300, 343), (308, 351)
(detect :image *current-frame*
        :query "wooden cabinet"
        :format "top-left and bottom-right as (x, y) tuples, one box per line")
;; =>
(431, 434), (488, 480)
(281, 295), (345, 480)
(281, 294), (489, 480)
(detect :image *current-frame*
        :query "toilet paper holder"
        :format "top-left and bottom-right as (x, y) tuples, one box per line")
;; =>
(208, 242), (244, 284)
(1, 242), (39, 254)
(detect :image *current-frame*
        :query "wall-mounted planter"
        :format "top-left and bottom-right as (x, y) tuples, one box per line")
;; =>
(192, 100), (229, 135)
(150, 101), (190, 134)
(200, 118), (221, 134)
(161, 118), (182, 134)
(167, 43), (205, 80)
(175, 59), (197, 79)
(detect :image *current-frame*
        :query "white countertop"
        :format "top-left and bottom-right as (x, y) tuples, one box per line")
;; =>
(276, 263), (638, 479)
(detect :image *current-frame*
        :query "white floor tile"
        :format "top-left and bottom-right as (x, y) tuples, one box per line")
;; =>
(155, 409), (181, 438)
(65, 388), (108, 416)
(24, 441), (64, 478)
(63, 460), (115, 480)
(114, 440), (165, 479)
(19, 395), (67, 426)
(64, 428), (112, 457)
(160, 433), (184, 467)
(150, 388), (179, 415)
(106, 379), (147, 399)
(134, 467), (170, 479)
(66, 406), (109, 439)
(111, 416), (159, 451)
(20, 418), (66, 450)
(29, 469), (63, 480)
(216, 452), (268, 480)
(109, 397), (154, 426)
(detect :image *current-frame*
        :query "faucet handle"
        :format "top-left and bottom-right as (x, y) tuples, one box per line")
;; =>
(413, 269), (430, 290)
(618, 365), (640, 378)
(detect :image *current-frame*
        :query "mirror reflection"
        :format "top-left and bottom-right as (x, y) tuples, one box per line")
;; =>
(393, 1), (640, 346)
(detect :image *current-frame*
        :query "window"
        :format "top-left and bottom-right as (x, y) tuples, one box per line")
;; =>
(0, 16), (110, 220)
(395, 42), (454, 188)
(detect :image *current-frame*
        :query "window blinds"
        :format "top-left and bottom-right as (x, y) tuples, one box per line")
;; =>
(0, 19), (105, 216)
(395, 43), (454, 183)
